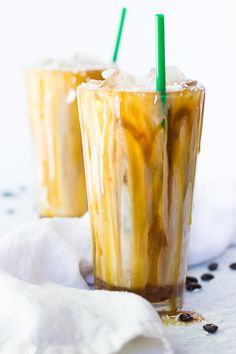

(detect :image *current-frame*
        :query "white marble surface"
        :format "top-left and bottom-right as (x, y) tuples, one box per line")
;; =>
(0, 185), (37, 235)
(0, 185), (236, 354)
(167, 246), (236, 354)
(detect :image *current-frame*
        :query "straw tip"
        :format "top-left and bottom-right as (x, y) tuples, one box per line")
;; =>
(155, 14), (164, 18)
(112, 7), (127, 64)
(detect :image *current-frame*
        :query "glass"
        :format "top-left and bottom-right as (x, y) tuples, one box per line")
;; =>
(25, 68), (102, 217)
(77, 84), (205, 312)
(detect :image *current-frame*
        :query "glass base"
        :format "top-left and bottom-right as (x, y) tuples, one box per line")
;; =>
(152, 296), (183, 314)
(96, 277), (184, 314)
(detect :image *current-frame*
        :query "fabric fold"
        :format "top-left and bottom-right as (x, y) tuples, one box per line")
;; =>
(0, 217), (173, 354)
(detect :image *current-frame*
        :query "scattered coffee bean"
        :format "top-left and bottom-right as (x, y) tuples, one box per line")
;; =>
(179, 313), (193, 322)
(201, 273), (214, 281)
(19, 185), (27, 192)
(203, 324), (218, 334)
(229, 263), (236, 270)
(186, 283), (202, 291)
(186, 276), (198, 284)
(208, 262), (218, 271)
(2, 191), (15, 198)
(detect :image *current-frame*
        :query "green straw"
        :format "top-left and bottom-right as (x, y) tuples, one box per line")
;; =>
(155, 14), (166, 127)
(112, 7), (127, 63)
(155, 14), (166, 94)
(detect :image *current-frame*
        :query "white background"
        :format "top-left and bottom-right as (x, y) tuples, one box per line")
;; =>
(0, 0), (235, 187)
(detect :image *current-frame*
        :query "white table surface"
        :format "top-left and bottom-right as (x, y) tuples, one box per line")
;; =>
(0, 184), (236, 354)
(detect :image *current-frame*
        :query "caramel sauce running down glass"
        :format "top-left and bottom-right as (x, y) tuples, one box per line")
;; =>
(25, 68), (103, 217)
(77, 83), (205, 312)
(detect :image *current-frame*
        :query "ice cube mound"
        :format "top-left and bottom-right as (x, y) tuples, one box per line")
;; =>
(33, 53), (105, 72)
(79, 66), (200, 92)
(166, 66), (185, 85)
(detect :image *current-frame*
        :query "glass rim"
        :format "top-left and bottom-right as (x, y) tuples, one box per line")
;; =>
(24, 67), (105, 75)
(77, 83), (205, 96)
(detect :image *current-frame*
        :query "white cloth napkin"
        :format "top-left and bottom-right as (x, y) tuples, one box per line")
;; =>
(0, 217), (173, 354)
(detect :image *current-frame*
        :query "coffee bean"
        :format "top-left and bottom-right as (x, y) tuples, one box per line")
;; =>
(2, 191), (15, 198)
(186, 276), (198, 284)
(230, 263), (236, 270)
(201, 273), (214, 281)
(179, 313), (193, 322)
(186, 283), (202, 291)
(208, 262), (218, 271)
(203, 324), (218, 334)
(19, 185), (27, 192)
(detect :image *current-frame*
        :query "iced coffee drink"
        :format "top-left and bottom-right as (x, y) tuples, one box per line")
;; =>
(25, 56), (103, 217)
(77, 67), (205, 312)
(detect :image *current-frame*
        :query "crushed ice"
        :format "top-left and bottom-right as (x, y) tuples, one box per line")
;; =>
(79, 66), (198, 92)
(34, 53), (105, 72)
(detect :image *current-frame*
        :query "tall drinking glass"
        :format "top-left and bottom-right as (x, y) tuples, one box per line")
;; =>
(77, 81), (205, 312)
(26, 67), (103, 217)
